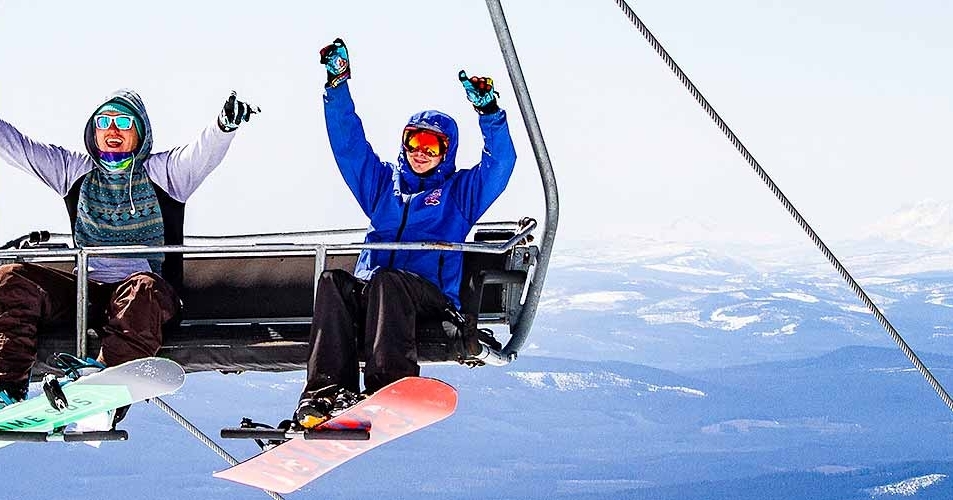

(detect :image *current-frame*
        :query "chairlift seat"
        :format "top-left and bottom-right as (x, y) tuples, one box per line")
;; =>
(14, 228), (536, 377)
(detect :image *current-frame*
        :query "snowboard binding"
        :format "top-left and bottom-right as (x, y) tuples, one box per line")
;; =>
(220, 416), (370, 450)
(47, 352), (105, 381)
(37, 353), (107, 412)
(42, 374), (69, 411)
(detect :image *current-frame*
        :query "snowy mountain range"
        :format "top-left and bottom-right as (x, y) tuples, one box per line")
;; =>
(860, 199), (953, 248)
(533, 201), (953, 371)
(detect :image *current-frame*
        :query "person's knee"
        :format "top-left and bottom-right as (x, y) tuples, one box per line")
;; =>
(319, 269), (352, 286)
(121, 273), (176, 296)
(367, 269), (404, 292)
(0, 263), (28, 282)
(116, 273), (178, 314)
(126, 273), (159, 288)
(0, 264), (45, 301)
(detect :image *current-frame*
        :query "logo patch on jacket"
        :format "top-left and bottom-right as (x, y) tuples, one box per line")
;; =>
(424, 189), (442, 206)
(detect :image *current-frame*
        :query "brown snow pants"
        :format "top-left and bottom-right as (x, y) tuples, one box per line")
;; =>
(0, 262), (179, 383)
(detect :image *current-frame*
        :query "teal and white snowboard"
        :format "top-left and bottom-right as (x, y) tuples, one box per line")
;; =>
(0, 357), (184, 444)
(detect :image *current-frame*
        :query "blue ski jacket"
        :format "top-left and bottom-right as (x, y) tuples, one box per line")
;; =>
(324, 82), (517, 308)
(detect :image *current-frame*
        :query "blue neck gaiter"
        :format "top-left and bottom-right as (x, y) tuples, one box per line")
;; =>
(99, 151), (134, 171)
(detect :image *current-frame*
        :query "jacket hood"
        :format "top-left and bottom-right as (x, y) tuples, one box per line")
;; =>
(84, 88), (154, 169)
(396, 110), (458, 194)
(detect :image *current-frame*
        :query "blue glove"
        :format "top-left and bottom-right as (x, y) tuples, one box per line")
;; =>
(320, 38), (350, 88)
(459, 70), (500, 114)
(217, 91), (260, 133)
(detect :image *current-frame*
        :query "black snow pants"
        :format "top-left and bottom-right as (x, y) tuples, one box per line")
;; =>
(303, 268), (451, 396)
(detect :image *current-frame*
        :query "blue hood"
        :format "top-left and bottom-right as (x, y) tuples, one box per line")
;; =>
(395, 110), (458, 195)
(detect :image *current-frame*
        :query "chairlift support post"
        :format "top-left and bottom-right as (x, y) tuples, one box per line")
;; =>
(485, 0), (559, 359)
(75, 250), (88, 358)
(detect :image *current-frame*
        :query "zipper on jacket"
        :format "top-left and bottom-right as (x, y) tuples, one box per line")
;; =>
(437, 252), (445, 290)
(388, 201), (411, 268)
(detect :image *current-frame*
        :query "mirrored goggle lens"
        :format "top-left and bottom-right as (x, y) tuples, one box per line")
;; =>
(403, 130), (447, 158)
(94, 115), (135, 131)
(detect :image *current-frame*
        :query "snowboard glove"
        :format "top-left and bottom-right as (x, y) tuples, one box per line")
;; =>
(218, 91), (260, 133)
(320, 38), (351, 88)
(459, 70), (500, 115)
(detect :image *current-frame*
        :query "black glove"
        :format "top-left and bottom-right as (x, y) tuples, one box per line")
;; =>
(218, 91), (260, 133)
(459, 70), (500, 115)
(320, 38), (351, 88)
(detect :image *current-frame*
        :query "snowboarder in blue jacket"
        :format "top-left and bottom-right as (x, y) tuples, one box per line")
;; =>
(296, 38), (517, 428)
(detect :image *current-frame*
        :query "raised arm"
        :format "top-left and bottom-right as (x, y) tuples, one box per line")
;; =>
(143, 92), (256, 202)
(453, 72), (517, 223)
(320, 39), (392, 216)
(0, 117), (93, 196)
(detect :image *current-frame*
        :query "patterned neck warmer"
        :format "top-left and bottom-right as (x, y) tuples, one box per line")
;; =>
(99, 151), (135, 171)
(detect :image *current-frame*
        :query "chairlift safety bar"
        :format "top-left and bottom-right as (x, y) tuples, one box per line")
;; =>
(0, 220), (536, 359)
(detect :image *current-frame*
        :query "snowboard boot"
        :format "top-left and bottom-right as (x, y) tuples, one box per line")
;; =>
(294, 385), (363, 429)
(294, 385), (337, 429)
(0, 379), (28, 409)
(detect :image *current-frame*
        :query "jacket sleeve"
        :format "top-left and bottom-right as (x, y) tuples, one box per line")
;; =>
(142, 118), (237, 202)
(324, 82), (392, 217)
(0, 117), (93, 196)
(453, 109), (517, 224)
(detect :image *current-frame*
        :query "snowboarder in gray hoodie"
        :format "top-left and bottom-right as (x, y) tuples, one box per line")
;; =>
(0, 89), (257, 407)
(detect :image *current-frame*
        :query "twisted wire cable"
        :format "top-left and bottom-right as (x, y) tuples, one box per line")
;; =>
(613, 0), (953, 413)
(152, 396), (285, 500)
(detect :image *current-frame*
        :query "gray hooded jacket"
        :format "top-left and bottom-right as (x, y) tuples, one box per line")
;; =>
(0, 88), (236, 285)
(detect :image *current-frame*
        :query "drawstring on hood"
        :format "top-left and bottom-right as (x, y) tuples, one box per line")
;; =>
(126, 156), (137, 214)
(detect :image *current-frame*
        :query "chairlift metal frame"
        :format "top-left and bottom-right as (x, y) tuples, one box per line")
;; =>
(0, 0), (557, 368)
(0, 2), (554, 499)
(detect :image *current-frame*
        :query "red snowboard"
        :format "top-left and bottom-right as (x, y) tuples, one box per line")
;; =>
(214, 377), (457, 493)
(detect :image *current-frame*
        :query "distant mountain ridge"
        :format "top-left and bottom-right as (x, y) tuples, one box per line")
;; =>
(3, 347), (952, 500)
(536, 230), (953, 370)
(861, 199), (953, 248)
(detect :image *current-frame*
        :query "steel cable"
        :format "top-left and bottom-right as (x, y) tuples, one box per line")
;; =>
(151, 396), (285, 500)
(613, 0), (953, 413)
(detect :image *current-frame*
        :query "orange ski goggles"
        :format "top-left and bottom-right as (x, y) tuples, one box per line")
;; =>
(402, 127), (448, 158)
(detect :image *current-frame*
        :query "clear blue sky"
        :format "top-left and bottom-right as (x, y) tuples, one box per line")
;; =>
(0, 0), (950, 246)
